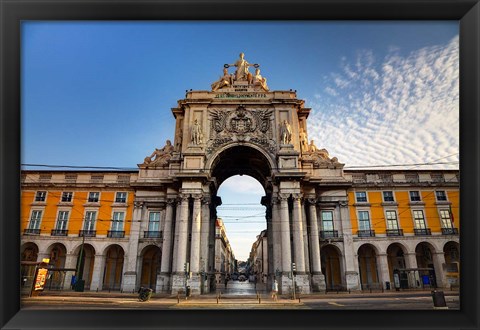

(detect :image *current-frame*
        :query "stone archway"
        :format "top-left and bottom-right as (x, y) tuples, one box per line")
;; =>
(358, 244), (380, 290)
(75, 244), (95, 290)
(140, 245), (161, 291)
(103, 244), (125, 291)
(45, 243), (67, 290)
(321, 244), (343, 290)
(415, 242), (437, 288)
(386, 243), (407, 282)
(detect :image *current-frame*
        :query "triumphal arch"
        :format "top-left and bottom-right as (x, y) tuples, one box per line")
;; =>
(130, 53), (353, 295)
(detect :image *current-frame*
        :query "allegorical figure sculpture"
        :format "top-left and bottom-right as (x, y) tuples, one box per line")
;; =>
(253, 68), (269, 91)
(308, 139), (318, 152)
(191, 119), (203, 145)
(143, 140), (174, 167)
(226, 52), (257, 82)
(280, 120), (292, 144)
(299, 128), (309, 153)
(211, 68), (233, 91)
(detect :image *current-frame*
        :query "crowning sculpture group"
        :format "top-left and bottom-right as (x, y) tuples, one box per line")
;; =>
(141, 53), (338, 168)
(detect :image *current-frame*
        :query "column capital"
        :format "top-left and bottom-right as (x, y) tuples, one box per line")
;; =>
(134, 201), (144, 209)
(166, 198), (176, 205)
(178, 194), (190, 202)
(307, 198), (318, 205)
(339, 200), (348, 208)
(278, 193), (290, 201)
(192, 193), (203, 201)
(292, 193), (303, 202)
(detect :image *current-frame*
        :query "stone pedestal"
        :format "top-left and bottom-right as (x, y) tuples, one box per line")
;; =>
(157, 272), (171, 293)
(294, 274), (311, 294)
(187, 274), (202, 295)
(122, 272), (137, 293)
(311, 272), (326, 292)
(171, 272), (187, 294)
(345, 271), (361, 291)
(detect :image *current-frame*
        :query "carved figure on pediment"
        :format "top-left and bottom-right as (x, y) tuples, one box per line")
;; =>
(191, 119), (203, 145)
(175, 128), (183, 152)
(280, 120), (292, 144)
(299, 128), (309, 153)
(253, 68), (269, 91)
(211, 68), (233, 92)
(143, 140), (174, 167)
(226, 52), (258, 82)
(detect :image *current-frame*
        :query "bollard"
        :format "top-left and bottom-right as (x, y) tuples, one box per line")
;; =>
(177, 293), (180, 304)
(382, 287), (384, 293)
(258, 297), (261, 304)
(348, 289), (351, 294)
(216, 295), (219, 304)
(369, 288), (372, 293)
(96, 288), (98, 292)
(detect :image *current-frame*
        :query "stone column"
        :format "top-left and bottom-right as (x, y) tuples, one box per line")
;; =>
(63, 252), (77, 290)
(171, 201), (182, 274)
(271, 198), (282, 277)
(292, 193), (310, 293)
(339, 200), (360, 291)
(376, 253), (390, 289)
(121, 201), (144, 292)
(307, 198), (325, 291)
(159, 198), (175, 292)
(405, 252), (418, 269)
(171, 194), (190, 293)
(189, 194), (202, 295)
(278, 194), (292, 294)
(432, 252), (447, 288)
(89, 254), (105, 291)
(200, 196), (211, 293)
(291, 194), (306, 272)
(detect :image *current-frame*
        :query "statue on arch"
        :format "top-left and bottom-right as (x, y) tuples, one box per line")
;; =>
(211, 68), (233, 91)
(191, 119), (203, 145)
(299, 128), (308, 153)
(226, 52), (258, 82)
(143, 140), (174, 167)
(253, 68), (269, 91)
(280, 120), (292, 145)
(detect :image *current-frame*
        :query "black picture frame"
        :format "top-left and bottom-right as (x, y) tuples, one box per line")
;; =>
(1, 0), (478, 329)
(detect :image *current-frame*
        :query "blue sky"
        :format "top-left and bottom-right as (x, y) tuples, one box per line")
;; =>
(22, 21), (459, 260)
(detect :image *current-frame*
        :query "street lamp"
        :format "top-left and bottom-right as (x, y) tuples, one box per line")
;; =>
(291, 262), (296, 300)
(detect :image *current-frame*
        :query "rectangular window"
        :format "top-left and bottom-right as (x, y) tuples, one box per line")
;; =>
(439, 209), (453, 228)
(358, 211), (371, 230)
(115, 192), (127, 203)
(111, 212), (125, 231)
(148, 212), (161, 232)
(56, 211), (69, 230)
(88, 192), (99, 203)
(385, 210), (399, 230)
(321, 211), (334, 231)
(61, 192), (73, 202)
(413, 210), (426, 229)
(435, 191), (447, 201)
(383, 191), (394, 202)
(355, 192), (367, 203)
(35, 191), (46, 202)
(409, 191), (421, 202)
(84, 211), (96, 231)
(29, 210), (42, 229)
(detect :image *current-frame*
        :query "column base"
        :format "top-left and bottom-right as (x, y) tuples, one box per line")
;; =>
(345, 271), (361, 291)
(311, 273), (326, 292)
(156, 273), (171, 293)
(171, 273), (187, 294)
(279, 273), (311, 295)
(121, 272), (137, 293)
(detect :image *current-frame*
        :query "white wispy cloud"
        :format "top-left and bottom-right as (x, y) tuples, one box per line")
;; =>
(308, 36), (459, 169)
(220, 175), (265, 194)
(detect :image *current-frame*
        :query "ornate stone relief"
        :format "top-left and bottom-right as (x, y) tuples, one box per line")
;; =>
(301, 140), (342, 168)
(139, 140), (174, 168)
(206, 106), (275, 155)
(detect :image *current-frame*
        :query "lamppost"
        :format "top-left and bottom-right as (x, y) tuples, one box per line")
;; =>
(74, 231), (85, 290)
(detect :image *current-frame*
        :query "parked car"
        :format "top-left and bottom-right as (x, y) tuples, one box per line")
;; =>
(238, 275), (247, 282)
(231, 273), (239, 281)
